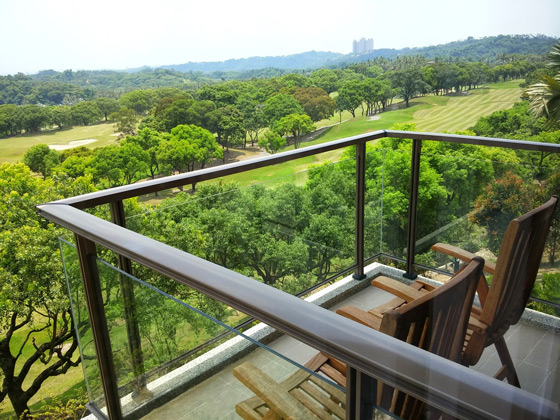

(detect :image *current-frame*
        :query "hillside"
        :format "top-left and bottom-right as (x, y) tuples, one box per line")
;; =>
(158, 51), (344, 73)
(142, 34), (557, 73)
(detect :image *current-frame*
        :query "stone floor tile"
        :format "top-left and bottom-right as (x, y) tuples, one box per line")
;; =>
(524, 340), (560, 369)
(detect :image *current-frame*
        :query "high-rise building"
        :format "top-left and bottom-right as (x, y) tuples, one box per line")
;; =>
(353, 38), (374, 54)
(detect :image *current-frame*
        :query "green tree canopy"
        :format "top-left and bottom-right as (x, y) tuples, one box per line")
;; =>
(263, 94), (305, 125)
(258, 130), (286, 154)
(70, 101), (102, 126)
(119, 89), (157, 115)
(157, 124), (223, 178)
(94, 97), (120, 121)
(335, 80), (363, 118)
(273, 113), (315, 149)
(293, 87), (336, 122)
(23, 144), (61, 178)
(390, 67), (429, 107)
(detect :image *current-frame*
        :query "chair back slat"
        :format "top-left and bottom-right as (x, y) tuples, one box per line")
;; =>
(481, 197), (557, 341)
(379, 257), (484, 420)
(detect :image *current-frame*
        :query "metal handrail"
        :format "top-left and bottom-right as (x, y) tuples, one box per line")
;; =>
(38, 202), (559, 420)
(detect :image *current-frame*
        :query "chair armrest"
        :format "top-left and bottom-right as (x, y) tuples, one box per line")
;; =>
(432, 243), (496, 274)
(468, 315), (488, 334)
(336, 305), (382, 330)
(233, 362), (317, 420)
(371, 276), (426, 301)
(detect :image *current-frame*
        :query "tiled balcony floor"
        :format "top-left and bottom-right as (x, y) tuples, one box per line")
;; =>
(141, 284), (560, 420)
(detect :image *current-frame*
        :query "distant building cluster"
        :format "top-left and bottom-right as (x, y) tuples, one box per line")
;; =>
(353, 38), (374, 54)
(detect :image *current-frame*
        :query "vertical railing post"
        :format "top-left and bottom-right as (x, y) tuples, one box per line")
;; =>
(109, 200), (148, 395)
(75, 235), (122, 420)
(354, 142), (367, 280)
(405, 138), (422, 279)
(346, 366), (377, 420)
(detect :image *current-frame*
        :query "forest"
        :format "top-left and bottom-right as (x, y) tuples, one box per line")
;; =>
(1, 41), (560, 419)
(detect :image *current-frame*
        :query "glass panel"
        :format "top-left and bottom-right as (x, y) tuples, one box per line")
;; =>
(89, 257), (351, 419)
(124, 155), (356, 296)
(364, 148), (387, 261)
(59, 238), (106, 412)
(414, 144), (560, 317)
(365, 144), (412, 262)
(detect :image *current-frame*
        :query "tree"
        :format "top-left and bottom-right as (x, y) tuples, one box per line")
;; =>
(205, 105), (245, 152)
(360, 78), (383, 115)
(258, 130), (286, 154)
(124, 128), (169, 179)
(50, 106), (72, 129)
(154, 98), (216, 132)
(94, 97), (119, 121)
(157, 124), (223, 189)
(263, 94), (305, 125)
(237, 94), (266, 146)
(470, 172), (535, 253)
(335, 80), (363, 118)
(0, 104), (23, 136)
(20, 105), (50, 133)
(390, 67), (429, 107)
(273, 114), (315, 149)
(0, 163), (87, 418)
(309, 69), (339, 93)
(293, 87), (336, 122)
(110, 107), (139, 136)
(23, 144), (61, 178)
(70, 101), (102, 126)
(89, 143), (149, 186)
(119, 90), (157, 115)
(526, 42), (560, 129)
(197, 84), (238, 107)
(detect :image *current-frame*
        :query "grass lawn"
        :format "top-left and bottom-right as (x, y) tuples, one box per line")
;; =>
(412, 80), (522, 132)
(0, 121), (120, 164)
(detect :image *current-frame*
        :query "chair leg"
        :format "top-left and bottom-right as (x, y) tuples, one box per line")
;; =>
(493, 337), (521, 387)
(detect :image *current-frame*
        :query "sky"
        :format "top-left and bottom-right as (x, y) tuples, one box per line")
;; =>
(1, 0), (559, 76)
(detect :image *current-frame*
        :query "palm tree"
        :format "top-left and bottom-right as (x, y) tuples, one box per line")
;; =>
(525, 42), (560, 129)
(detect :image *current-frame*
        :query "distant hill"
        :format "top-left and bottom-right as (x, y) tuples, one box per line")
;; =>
(156, 51), (344, 73)
(338, 34), (559, 65)
(128, 34), (558, 74)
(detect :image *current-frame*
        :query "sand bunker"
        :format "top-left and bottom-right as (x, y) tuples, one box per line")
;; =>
(49, 139), (97, 151)
(369, 115), (380, 121)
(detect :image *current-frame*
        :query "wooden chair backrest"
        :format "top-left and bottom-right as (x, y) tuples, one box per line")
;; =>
(378, 257), (484, 420)
(481, 196), (557, 342)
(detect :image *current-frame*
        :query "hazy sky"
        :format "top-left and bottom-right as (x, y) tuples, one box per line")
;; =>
(1, 0), (559, 75)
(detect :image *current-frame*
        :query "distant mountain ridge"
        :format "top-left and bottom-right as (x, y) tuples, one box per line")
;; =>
(127, 34), (558, 74)
(158, 51), (344, 73)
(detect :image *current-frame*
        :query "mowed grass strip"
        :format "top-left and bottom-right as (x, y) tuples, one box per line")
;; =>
(413, 80), (523, 132)
(0, 122), (120, 163)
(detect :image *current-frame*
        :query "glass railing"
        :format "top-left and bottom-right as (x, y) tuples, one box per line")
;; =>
(124, 156), (357, 296)
(60, 238), (106, 412)
(42, 130), (560, 420)
(410, 145), (560, 315)
(60, 239), (366, 419)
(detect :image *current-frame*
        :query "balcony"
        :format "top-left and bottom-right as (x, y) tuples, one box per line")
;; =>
(38, 130), (560, 420)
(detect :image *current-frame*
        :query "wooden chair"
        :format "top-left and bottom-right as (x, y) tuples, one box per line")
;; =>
(339, 196), (558, 388)
(233, 257), (484, 420)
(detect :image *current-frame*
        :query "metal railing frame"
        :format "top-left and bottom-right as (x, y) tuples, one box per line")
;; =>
(38, 130), (560, 420)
